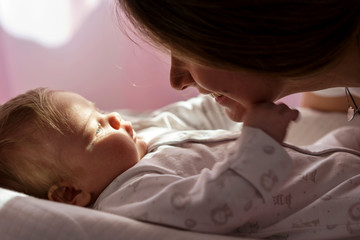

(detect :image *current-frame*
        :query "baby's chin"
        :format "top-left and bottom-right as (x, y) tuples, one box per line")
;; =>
(136, 138), (148, 159)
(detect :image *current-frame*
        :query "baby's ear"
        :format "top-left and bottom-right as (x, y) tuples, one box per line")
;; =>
(48, 182), (91, 207)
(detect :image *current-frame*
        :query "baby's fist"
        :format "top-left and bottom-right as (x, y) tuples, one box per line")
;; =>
(243, 102), (299, 143)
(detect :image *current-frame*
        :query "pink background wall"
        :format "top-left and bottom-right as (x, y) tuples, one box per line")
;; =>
(0, 1), (300, 112)
(0, 27), (11, 103)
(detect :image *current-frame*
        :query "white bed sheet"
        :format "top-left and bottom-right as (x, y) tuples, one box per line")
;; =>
(1, 107), (359, 240)
(1, 188), (250, 240)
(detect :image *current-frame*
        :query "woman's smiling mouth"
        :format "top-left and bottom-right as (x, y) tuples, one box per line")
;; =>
(210, 92), (226, 104)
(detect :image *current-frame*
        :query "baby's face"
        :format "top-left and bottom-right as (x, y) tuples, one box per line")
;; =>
(52, 91), (147, 198)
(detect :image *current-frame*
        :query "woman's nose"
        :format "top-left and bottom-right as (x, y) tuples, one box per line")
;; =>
(170, 57), (195, 90)
(107, 112), (121, 130)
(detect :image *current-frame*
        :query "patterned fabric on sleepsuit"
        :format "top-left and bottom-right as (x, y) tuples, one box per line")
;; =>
(93, 95), (360, 239)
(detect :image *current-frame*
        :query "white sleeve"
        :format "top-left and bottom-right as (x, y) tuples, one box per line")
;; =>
(131, 95), (241, 131)
(96, 127), (293, 233)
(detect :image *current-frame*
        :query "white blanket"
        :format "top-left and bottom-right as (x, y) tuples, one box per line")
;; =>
(1, 188), (251, 240)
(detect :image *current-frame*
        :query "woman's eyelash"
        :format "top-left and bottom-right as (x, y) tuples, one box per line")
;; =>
(96, 123), (103, 135)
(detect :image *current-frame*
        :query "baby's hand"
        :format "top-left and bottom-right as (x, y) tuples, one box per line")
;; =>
(243, 102), (299, 143)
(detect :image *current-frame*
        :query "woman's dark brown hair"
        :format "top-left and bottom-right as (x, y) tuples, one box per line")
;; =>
(118, 0), (360, 77)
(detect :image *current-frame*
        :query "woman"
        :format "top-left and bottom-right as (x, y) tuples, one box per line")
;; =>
(117, 0), (360, 121)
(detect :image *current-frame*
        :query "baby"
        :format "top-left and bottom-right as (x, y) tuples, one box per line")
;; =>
(0, 87), (296, 204)
(0, 88), (147, 204)
(1, 88), (360, 239)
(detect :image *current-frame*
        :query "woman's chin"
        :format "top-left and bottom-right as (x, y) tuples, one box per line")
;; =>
(225, 106), (245, 122)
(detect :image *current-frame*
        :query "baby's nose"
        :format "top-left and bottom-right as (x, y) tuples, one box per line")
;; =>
(107, 112), (121, 130)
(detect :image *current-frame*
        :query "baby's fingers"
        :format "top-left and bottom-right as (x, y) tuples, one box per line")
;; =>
(276, 103), (299, 122)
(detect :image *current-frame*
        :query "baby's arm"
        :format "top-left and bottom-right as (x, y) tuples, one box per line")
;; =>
(242, 102), (299, 143)
(132, 95), (240, 131)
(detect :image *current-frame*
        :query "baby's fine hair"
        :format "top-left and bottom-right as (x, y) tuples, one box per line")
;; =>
(118, 0), (360, 78)
(0, 88), (69, 199)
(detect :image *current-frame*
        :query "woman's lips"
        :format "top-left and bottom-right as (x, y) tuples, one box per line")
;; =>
(215, 95), (226, 104)
(210, 93), (226, 104)
(210, 92), (222, 98)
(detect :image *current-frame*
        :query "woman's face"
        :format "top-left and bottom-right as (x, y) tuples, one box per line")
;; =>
(170, 57), (287, 121)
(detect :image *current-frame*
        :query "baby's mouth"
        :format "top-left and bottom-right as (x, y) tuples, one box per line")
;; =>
(133, 130), (137, 142)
